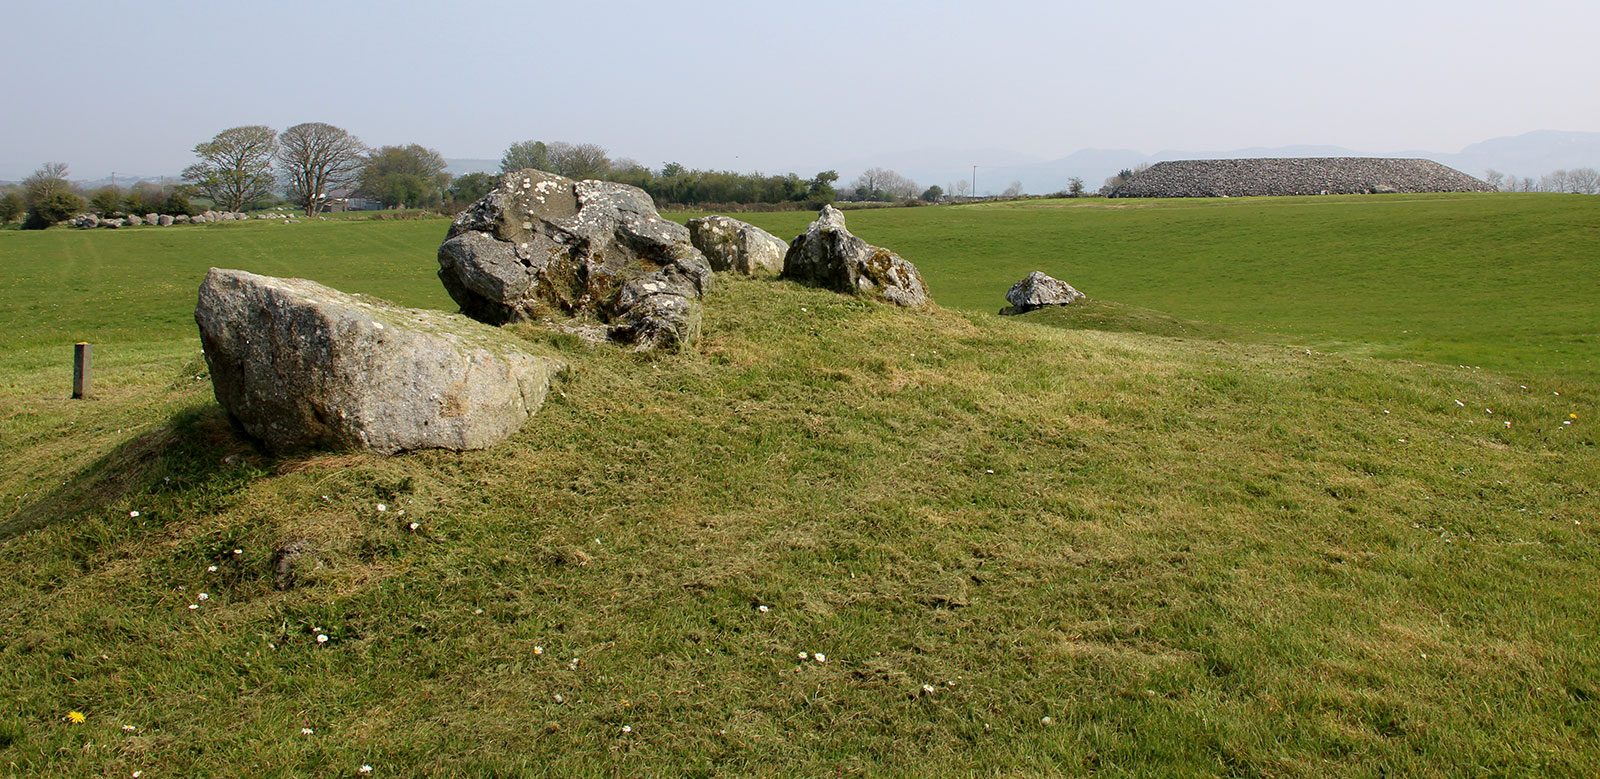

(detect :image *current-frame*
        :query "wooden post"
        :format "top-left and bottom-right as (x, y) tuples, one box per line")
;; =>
(72, 342), (91, 399)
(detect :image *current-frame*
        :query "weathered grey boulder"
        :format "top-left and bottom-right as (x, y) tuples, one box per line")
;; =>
(203, 210), (219, 221)
(73, 214), (100, 229)
(782, 205), (929, 307)
(195, 268), (565, 455)
(158, 214), (174, 226)
(193, 214), (209, 224)
(1003, 271), (1085, 313)
(687, 215), (787, 275)
(126, 215), (142, 226)
(144, 213), (159, 224)
(174, 214), (190, 224)
(437, 169), (712, 351)
(102, 219), (123, 229)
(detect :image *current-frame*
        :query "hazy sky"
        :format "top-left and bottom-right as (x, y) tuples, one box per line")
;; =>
(3, 0), (1597, 180)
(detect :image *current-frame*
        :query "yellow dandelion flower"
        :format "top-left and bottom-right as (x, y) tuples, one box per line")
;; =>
(67, 710), (86, 724)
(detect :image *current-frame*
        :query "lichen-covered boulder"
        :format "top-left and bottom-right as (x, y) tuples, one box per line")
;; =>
(687, 215), (787, 275)
(437, 169), (712, 351)
(782, 205), (929, 306)
(126, 215), (143, 226)
(173, 214), (190, 224)
(158, 214), (174, 226)
(195, 268), (565, 455)
(144, 213), (159, 224)
(1004, 271), (1085, 313)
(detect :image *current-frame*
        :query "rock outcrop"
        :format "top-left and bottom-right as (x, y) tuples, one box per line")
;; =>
(1003, 271), (1085, 313)
(1110, 158), (1493, 198)
(437, 169), (712, 351)
(782, 206), (929, 307)
(687, 215), (787, 275)
(195, 268), (564, 455)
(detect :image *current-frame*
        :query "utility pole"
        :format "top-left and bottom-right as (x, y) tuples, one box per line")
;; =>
(972, 165), (977, 197)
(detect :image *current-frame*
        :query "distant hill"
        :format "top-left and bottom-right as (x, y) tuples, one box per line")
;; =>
(444, 158), (500, 176)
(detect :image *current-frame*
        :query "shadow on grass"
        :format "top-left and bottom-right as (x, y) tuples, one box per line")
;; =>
(0, 404), (264, 543)
(1001, 299), (1271, 344)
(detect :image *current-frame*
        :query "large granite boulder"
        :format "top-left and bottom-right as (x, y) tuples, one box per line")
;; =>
(144, 213), (159, 224)
(73, 214), (99, 229)
(782, 206), (929, 307)
(126, 215), (143, 226)
(173, 214), (190, 224)
(687, 215), (787, 275)
(437, 169), (712, 352)
(1003, 271), (1085, 313)
(195, 268), (565, 455)
(158, 214), (174, 226)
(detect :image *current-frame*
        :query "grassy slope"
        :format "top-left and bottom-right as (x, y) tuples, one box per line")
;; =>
(691, 193), (1600, 382)
(0, 203), (1596, 775)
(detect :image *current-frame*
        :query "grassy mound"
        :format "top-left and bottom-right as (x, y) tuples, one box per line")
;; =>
(1, 267), (1596, 775)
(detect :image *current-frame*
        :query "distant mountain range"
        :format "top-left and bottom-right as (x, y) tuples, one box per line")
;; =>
(8, 130), (1596, 196)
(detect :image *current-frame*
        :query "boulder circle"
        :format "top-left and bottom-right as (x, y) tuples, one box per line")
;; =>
(195, 268), (565, 455)
(437, 169), (712, 351)
(782, 205), (929, 307)
(1004, 271), (1085, 313)
(687, 215), (787, 275)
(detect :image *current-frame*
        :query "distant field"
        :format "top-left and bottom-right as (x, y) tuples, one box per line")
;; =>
(679, 193), (1600, 382)
(3, 193), (1594, 383)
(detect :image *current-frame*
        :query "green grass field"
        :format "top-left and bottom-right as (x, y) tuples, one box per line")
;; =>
(1, 195), (1596, 776)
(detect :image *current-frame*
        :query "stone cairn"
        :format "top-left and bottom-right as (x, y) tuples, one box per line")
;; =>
(1110, 158), (1493, 198)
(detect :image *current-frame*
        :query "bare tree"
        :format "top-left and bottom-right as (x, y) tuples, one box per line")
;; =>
(22, 162), (71, 204)
(851, 167), (917, 200)
(1002, 181), (1025, 197)
(950, 179), (971, 198)
(1520, 176), (1535, 192)
(1567, 167), (1600, 195)
(1483, 169), (1505, 191)
(1540, 170), (1570, 193)
(184, 125), (278, 213)
(278, 122), (369, 216)
(547, 142), (610, 179)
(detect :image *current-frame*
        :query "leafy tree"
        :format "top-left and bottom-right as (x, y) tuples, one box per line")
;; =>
(921, 185), (943, 202)
(1067, 176), (1086, 197)
(659, 161), (686, 178)
(807, 170), (838, 206)
(0, 192), (24, 223)
(124, 181), (168, 214)
(359, 144), (450, 208)
(183, 125), (278, 213)
(500, 140), (551, 174)
(278, 122), (368, 217)
(90, 186), (124, 216)
(23, 189), (85, 229)
(163, 192), (195, 216)
(449, 172), (496, 205)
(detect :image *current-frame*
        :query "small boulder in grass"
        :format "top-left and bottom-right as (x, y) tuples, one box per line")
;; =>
(195, 268), (565, 455)
(1002, 271), (1084, 314)
(782, 205), (930, 307)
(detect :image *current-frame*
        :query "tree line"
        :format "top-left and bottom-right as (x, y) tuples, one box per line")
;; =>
(1484, 168), (1600, 194)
